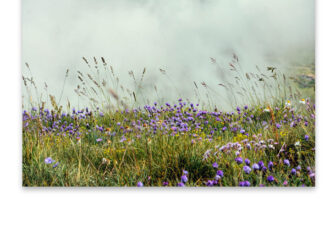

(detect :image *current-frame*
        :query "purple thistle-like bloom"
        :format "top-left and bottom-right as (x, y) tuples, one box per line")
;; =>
(206, 180), (214, 186)
(235, 157), (243, 164)
(137, 181), (143, 187)
(183, 170), (188, 175)
(291, 168), (297, 175)
(267, 176), (274, 182)
(243, 165), (252, 174)
(245, 158), (250, 165)
(162, 181), (169, 186)
(181, 175), (188, 183)
(296, 165), (302, 171)
(239, 181), (251, 187)
(276, 123), (281, 129)
(44, 157), (54, 164)
(212, 162), (219, 168)
(177, 182), (185, 187)
(304, 135), (309, 141)
(216, 170), (224, 178)
(258, 161), (264, 168)
(53, 162), (59, 168)
(96, 138), (103, 142)
(283, 159), (290, 166)
(268, 161), (274, 170)
(252, 163), (260, 170)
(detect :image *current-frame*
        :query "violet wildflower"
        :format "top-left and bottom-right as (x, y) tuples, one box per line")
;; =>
(267, 176), (274, 182)
(296, 165), (301, 171)
(44, 157), (54, 164)
(96, 138), (103, 142)
(216, 170), (224, 178)
(283, 159), (290, 166)
(304, 135), (309, 141)
(181, 175), (188, 183)
(291, 168), (296, 175)
(252, 163), (260, 170)
(235, 157), (243, 165)
(258, 161), (264, 168)
(283, 180), (288, 186)
(212, 162), (219, 168)
(268, 161), (274, 170)
(243, 166), (252, 174)
(239, 181), (250, 187)
(206, 180), (214, 186)
(245, 158), (250, 165)
(177, 182), (185, 187)
(183, 170), (188, 175)
(53, 162), (59, 168)
(137, 181), (143, 187)
(162, 181), (169, 186)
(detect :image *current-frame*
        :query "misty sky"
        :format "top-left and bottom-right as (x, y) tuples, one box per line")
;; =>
(22, 0), (314, 108)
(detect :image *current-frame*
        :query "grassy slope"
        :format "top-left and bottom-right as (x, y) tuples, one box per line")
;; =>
(22, 99), (315, 187)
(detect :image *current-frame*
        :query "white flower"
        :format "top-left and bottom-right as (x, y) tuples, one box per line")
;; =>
(294, 141), (301, 147)
(263, 108), (270, 112)
(299, 99), (306, 104)
(285, 100), (291, 107)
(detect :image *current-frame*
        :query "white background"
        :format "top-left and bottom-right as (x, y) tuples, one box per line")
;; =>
(0, 1), (328, 230)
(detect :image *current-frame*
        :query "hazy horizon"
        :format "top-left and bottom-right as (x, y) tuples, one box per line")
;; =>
(22, 0), (315, 109)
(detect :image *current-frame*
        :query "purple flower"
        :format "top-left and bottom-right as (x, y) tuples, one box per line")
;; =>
(239, 181), (251, 187)
(243, 166), (252, 174)
(212, 162), (219, 168)
(291, 168), (296, 175)
(268, 161), (274, 170)
(162, 181), (169, 186)
(183, 170), (188, 175)
(304, 135), (309, 141)
(245, 158), (250, 165)
(296, 165), (301, 171)
(177, 182), (185, 187)
(252, 163), (260, 170)
(53, 162), (59, 168)
(44, 157), (54, 164)
(276, 123), (281, 129)
(267, 176), (274, 182)
(206, 180), (214, 186)
(216, 170), (224, 178)
(181, 175), (188, 183)
(283, 180), (288, 186)
(283, 159), (290, 166)
(96, 138), (103, 142)
(137, 181), (143, 187)
(258, 161), (264, 168)
(235, 157), (243, 164)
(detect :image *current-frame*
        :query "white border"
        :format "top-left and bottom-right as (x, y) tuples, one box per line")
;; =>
(0, 1), (329, 229)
